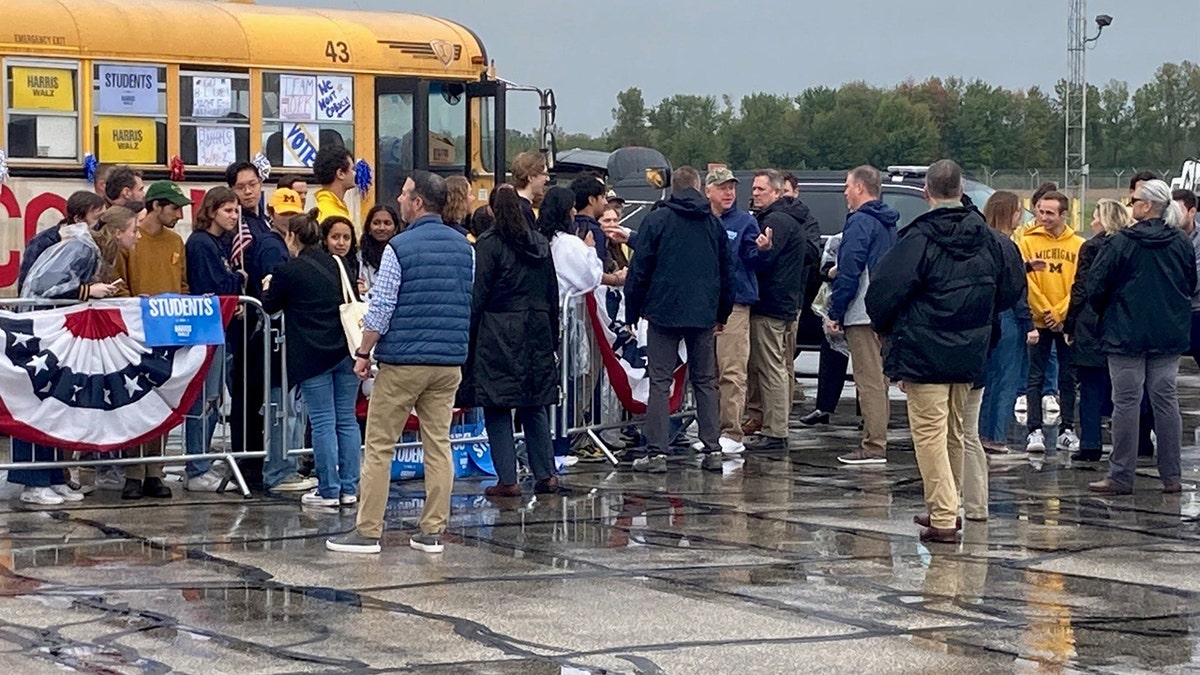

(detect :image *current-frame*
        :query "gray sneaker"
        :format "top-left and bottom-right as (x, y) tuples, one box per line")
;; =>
(837, 449), (887, 465)
(326, 531), (381, 554)
(272, 473), (319, 492)
(700, 452), (724, 472)
(409, 532), (444, 554)
(632, 454), (668, 473)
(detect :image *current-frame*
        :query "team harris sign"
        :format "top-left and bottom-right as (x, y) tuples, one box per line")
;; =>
(141, 294), (225, 347)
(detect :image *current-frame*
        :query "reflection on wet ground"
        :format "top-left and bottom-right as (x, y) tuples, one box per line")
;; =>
(6, 375), (1200, 673)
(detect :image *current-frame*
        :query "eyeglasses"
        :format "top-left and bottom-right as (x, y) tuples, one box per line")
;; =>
(1129, 197), (1143, 206)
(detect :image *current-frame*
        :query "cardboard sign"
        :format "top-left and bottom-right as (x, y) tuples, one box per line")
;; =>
(12, 67), (74, 111)
(283, 122), (319, 168)
(141, 294), (224, 347)
(192, 77), (232, 118)
(316, 75), (353, 121)
(97, 65), (159, 115)
(278, 74), (316, 121)
(97, 116), (157, 163)
(196, 126), (236, 167)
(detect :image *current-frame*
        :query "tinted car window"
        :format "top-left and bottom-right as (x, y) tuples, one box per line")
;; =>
(882, 189), (928, 229)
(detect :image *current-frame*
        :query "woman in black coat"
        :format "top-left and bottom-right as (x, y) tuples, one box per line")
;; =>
(1064, 199), (1129, 462)
(472, 186), (561, 497)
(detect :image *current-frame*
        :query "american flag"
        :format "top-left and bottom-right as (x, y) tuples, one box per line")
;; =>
(231, 205), (253, 268)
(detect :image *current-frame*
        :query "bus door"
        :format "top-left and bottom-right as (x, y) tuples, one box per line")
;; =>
(466, 79), (506, 198)
(374, 77), (418, 208)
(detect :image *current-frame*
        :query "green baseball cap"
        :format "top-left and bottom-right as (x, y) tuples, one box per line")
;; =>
(144, 180), (192, 206)
(705, 167), (738, 186)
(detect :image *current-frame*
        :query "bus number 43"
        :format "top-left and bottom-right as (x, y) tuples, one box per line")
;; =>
(325, 41), (350, 63)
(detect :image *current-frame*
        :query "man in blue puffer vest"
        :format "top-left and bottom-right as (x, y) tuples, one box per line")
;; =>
(327, 170), (474, 556)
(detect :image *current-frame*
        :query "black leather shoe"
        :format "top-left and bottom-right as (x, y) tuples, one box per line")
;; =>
(121, 479), (143, 500)
(1070, 450), (1102, 462)
(799, 410), (830, 426)
(142, 477), (172, 499)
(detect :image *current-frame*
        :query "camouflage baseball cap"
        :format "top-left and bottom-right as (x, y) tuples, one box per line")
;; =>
(705, 167), (738, 186)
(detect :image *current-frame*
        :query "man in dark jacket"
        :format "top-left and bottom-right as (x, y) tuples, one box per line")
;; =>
(829, 166), (900, 465)
(1086, 179), (1197, 496)
(742, 169), (807, 452)
(866, 160), (1023, 543)
(705, 167), (769, 455)
(569, 175), (609, 267)
(625, 166), (735, 473)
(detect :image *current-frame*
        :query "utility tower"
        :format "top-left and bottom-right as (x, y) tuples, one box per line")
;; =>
(1065, 0), (1087, 215)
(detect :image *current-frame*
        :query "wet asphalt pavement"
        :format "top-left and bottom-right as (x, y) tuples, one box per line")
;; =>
(4, 365), (1200, 673)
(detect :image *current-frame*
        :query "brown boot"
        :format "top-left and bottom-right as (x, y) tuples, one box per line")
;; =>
(484, 483), (521, 497)
(741, 418), (763, 437)
(534, 477), (561, 494)
(913, 515), (961, 530)
(1088, 478), (1133, 495)
(919, 527), (959, 543)
(1163, 481), (1183, 494)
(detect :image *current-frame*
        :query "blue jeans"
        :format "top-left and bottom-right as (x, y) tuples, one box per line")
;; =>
(263, 386), (303, 488)
(7, 440), (65, 488)
(185, 344), (225, 478)
(298, 357), (361, 499)
(1077, 366), (1112, 454)
(979, 310), (1024, 445)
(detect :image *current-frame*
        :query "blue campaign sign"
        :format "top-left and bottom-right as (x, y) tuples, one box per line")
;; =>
(140, 295), (225, 347)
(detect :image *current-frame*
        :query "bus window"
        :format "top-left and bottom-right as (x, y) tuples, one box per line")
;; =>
(376, 86), (414, 208)
(261, 72), (355, 170)
(92, 63), (167, 166)
(428, 82), (465, 168)
(179, 69), (250, 167)
(4, 59), (79, 160)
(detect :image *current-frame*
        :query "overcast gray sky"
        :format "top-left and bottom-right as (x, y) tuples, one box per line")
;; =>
(267, 0), (1200, 135)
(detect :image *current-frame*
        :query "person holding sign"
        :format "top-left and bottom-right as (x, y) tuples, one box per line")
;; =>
(182, 187), (246, 493)
(122, 181), (191, 500)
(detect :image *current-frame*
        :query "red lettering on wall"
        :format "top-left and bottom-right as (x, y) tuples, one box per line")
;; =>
(0, 185), (21, 288)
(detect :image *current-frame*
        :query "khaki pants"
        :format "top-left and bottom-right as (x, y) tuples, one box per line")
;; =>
(127, 436), (165, 479)
(906, 382), (971, 530)
(845, 326), (889, 456)
(785, 314), (798, 405)
(749, 315), (792, 439)
(717, 305), (751, 441)
(950, 387), (987, 520)
(357, 363), (461, 539)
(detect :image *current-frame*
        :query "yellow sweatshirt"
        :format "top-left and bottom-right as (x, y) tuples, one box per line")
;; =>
(1017, 224), (1084, 328)
(125, 225), (187, 295)
(314, 189), (351, 225)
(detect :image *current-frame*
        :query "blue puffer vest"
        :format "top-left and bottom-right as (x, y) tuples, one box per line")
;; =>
(373, 215), (474, 366)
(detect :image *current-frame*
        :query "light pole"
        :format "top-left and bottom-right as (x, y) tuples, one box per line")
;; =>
(1066, 4), (1112, 222)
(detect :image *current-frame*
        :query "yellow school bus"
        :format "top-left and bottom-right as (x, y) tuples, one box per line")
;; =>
(0, 0), (550, 293)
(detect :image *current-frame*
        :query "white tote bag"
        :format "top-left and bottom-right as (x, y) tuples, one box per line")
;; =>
(332, 255), (369, 358)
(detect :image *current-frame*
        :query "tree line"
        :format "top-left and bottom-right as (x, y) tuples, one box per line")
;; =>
(507, 61), (1200, 175)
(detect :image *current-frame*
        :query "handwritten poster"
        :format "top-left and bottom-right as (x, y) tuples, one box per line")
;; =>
(278, 74), (315, 121)
(98, 116), (157, 163)
(98, 65), (159, 115)
(196, 126), (237, 166)
(283, 122), (319, 168)
(316, 76), (353, 121)
(192, 77), (231, 118)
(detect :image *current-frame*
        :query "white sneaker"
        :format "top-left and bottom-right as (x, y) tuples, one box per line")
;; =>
(301, 489), (339, 507)
(1056, 429), (1080, 452)
(1014, 395), (1028, 414)
(340, 494), (358, 506)
(718, 437), (746, 455)
(271, 474), (318, 492)
(1026, 429), (1046, 453)
(20, 487), (64, 506)
(1043, 394), (1061, 425)
(185, 471), (226, 493)
(50, 484), (85, 502)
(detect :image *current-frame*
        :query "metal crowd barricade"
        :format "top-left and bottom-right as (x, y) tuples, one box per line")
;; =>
(0, 295), (273, 498)
(553, 296), (697, 465)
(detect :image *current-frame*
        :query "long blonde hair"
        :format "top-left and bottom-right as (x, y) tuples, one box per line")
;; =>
(91, 206), (136, 279)
(1094, 198), (1133, 235)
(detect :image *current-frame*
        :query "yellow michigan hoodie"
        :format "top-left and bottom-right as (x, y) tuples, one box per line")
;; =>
(314, 188), (352, 225)
(1017, 224), (1085, 328)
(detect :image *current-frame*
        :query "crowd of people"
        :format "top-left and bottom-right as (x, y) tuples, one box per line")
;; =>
(6, 147), (1198, 552)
